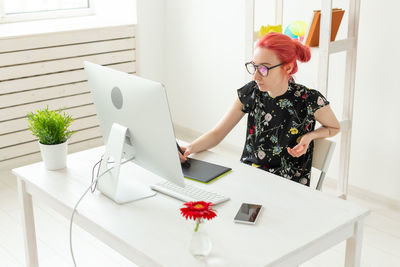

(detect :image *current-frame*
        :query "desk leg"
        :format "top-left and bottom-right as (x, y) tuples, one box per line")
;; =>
(345, 220), (364, 267)
(17, 177), (39, 267)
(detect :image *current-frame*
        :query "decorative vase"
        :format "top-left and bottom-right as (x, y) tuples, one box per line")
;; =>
(189, 219), (212, 259)
(39, 140), (68, 170)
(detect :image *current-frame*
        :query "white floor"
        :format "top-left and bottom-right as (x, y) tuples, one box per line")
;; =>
(1, 144), (400, 266)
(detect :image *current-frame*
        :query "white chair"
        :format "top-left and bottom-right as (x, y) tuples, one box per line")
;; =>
(312, 139), (336, 191)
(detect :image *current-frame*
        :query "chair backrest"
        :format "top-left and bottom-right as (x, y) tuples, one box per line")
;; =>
(312, 139), (336, 190)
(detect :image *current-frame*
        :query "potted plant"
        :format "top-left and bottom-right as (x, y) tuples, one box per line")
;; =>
(26, 106), (75, 170)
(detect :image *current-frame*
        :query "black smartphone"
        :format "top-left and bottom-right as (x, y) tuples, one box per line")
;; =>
(233, 203), (262, 224)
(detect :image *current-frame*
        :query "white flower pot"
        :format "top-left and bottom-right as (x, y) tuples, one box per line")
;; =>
(39, 141), (68, 170)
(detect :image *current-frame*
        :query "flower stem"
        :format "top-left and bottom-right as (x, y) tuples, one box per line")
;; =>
(194, 219), (200, 232)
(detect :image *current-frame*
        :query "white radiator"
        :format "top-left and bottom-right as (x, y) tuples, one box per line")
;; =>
(0, 25), (136, 168)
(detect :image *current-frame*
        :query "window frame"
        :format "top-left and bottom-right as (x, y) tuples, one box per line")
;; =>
(0, 0), (94, 24)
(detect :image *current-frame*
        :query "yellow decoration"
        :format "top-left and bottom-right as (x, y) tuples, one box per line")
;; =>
(290, 128), (299, 134)
(252, 163), (261, 168)
(259, 24), (283, 38)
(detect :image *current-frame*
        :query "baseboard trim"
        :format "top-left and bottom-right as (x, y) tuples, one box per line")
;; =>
(324, 177), (400, 209)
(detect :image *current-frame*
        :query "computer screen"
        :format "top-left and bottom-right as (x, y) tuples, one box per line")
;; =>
(84, 61), (185, 203)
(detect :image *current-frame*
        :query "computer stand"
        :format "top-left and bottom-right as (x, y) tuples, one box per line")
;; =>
(96, 123), (156, 204)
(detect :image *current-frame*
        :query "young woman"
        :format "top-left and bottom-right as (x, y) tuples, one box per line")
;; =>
(180, 32), (340, 186)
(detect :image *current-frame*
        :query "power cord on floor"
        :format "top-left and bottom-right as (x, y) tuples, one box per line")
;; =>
(69, 156), (134, 267)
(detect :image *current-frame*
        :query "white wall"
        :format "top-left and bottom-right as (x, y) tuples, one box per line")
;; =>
(135, 0), (165, 83)
(349, 0), (400, 201)
(163, 0), (247, 149)
(137, 1), (400, 202)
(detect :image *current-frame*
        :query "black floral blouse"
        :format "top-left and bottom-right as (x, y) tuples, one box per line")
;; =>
(237, 81), (329, 186)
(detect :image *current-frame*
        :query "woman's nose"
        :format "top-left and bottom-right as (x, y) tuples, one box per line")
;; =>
(253, 70), (262, 81)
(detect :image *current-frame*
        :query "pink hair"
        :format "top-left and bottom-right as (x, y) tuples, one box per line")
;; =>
(256, 32), (311, 78)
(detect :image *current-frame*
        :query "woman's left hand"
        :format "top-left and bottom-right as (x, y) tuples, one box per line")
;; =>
(287, 134), (312, 158)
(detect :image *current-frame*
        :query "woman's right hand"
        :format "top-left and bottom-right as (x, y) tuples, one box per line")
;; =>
(178, 146), (187, 162)
(179, 146), (193, 162)
(178, 146), (191, 163)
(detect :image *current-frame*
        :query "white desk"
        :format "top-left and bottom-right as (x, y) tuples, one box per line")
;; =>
(13, 146), (369, 267)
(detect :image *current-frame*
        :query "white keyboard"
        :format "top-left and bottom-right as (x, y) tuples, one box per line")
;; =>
(150, 181), (229, 205)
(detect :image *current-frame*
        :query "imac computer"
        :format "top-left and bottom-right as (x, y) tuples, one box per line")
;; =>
(84, 62), (229, 205)
(84, 61), (184, 203)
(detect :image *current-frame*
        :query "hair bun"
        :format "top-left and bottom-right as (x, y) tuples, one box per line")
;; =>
(294, 41), (311, 63)
(256, 32), (311, 78)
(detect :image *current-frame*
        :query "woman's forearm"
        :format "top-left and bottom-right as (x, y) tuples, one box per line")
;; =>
(311, 105), (341, 140)
(306, 124), (340, 140)
(187, 130), (224, 154)
(186, 97), (245, 155)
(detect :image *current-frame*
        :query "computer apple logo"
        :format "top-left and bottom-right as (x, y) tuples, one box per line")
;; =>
(111, 86), (123, 110)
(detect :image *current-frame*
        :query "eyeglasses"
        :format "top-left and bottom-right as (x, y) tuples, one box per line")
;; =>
(245, 61), (284, 77)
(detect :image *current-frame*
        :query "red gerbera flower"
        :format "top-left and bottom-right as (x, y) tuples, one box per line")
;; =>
(180, 201), (217, 232)
(180, 201), (217, 221)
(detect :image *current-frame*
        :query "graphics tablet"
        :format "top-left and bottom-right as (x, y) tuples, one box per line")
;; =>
(182, 158), (231, 183)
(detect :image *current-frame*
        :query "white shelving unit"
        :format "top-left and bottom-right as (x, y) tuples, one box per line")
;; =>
(245, 0), (361, 198)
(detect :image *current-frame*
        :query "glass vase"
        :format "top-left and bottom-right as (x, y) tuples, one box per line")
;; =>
(189, 219), (212, 259)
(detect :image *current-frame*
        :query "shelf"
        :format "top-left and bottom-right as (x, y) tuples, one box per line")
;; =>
(329, 38), (356, 54)
(307, 38), (356, 54)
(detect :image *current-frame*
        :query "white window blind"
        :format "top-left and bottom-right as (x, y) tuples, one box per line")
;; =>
(0, 0), (93, 23)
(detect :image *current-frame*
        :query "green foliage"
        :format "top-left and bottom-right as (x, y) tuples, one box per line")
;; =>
(26, 107), (75, 145)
